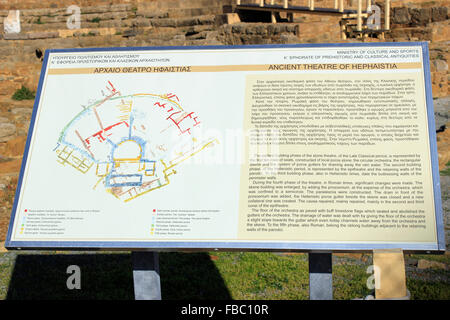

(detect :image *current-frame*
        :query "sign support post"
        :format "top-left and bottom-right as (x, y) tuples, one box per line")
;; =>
(309, 252), (333, 300)
(132, 251), (162, 300)
(373, 249), (408, 299)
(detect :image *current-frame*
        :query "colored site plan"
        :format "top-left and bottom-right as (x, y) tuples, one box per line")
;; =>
(54, 81), (217, 202)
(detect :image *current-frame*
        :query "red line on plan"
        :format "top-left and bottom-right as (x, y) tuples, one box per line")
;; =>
(166, 111), (198, 135)
(85, 121), (129, 145)
(154, 102), (166, 108)
(107, 81), (117, 93)
(166, 93), (179, 101)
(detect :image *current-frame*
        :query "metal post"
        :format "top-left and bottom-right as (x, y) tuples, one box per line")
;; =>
(357, 0), (362, 31)
(132, 251), (162, 300)
(309, 252), (333, 300)
(334, 0), (338, 9)
(309, 0), (314, 10)
(260, 0), (264, 7)
(283, 0), (288, 9)
(341, 22), (347, 39)
(385, 0), (390, 30)
(339, 0), (344, 12)
(236, 0), (241, 5)
(270, 0), (276, 23)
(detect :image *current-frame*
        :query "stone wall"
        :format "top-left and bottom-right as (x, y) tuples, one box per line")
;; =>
(387, 3), (449, 97)
(0, 0), (133, 10)
(0, 0), (448, 246)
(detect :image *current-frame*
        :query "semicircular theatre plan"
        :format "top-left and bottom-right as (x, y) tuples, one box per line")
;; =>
(54, 81), (218, 202)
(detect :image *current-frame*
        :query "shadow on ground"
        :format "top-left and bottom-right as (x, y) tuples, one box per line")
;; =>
(6, 252), (231, 300)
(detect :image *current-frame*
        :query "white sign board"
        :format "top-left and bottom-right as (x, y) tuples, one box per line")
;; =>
(6, 43), (445, 252)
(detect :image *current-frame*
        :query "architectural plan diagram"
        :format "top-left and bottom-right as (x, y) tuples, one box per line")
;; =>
(54, 81), (218, 202)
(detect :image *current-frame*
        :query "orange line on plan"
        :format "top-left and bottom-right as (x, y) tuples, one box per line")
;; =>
(93, 108), (104, 130)
(75, 129), (95, 159)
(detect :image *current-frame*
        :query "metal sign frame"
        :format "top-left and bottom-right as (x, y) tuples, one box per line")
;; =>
(5, 42), (445, 253)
